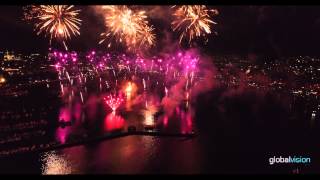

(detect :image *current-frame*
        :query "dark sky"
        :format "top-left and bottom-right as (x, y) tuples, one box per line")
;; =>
(1, 5), (320, 57)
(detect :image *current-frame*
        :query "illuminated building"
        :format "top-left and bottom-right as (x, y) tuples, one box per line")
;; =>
(3, 51), (15, 61)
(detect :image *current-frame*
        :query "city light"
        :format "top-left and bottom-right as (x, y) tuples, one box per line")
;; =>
(0, 77), (5, 83)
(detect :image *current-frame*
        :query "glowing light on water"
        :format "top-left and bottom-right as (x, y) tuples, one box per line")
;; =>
(49, 49), (202, 124)
(41, 152), (72, 175)
(56, 126), (71, 144)
(143, 100), (158, 127)
(175, 107), (193, 134)
(59, 107), (71, 122)
(104, 112), (125, 131)
(144, 110), (155, 126)
(163, 116), (168, 127)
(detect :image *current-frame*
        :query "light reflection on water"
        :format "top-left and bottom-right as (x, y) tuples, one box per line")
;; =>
(2, 84), (319, 173)
(3, 51), (320, 174)
(55, 127), (71, 144)
(40, 50), (202, 173)
(41, 151), (72, 175)
(40, 134), (203, 174)
(53, 66), (196, 145)
(104, 112), (126, 131)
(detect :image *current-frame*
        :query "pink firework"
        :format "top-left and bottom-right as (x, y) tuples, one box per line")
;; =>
(51, 50), (78, 64)
(86, 51), (96, 62)
(103, 93), (124, 111)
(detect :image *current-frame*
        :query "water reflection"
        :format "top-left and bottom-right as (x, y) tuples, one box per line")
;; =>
(49, 50), (201, 146)
(4, 50), (320, 173)
(92, 136), (159, 173)
(73, 103), (82, 124)
(86, 95), (99, 121)
(41, 151), (72, 175)
(59, 103), (84, 123)
(158, 105), (194, 134)
(104, 112), (126, 132)
(178, 108), (193, 134)
(58, 107), (71, 122)
(56, 127), (71, 144)
(143, 109), (155, 126)
(142, 97), (160, 127)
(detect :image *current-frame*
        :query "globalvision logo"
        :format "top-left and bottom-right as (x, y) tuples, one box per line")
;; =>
(269, 156), (311, 165)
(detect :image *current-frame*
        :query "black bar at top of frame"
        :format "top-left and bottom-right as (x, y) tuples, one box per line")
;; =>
(1, 0), (320, 6)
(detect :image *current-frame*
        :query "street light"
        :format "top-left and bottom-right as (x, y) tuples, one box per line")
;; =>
(0, 77), (5, 83)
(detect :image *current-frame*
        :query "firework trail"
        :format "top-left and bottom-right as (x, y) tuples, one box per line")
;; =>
(171, 5), (218, 45)
(23, 5), (82, 50)
(98, 5), (155, 51)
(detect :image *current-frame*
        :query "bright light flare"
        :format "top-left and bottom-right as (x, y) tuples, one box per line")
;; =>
(122, 81), (138, 100)
(0, 77), (6, 84)
(143, 98), (159, 127)
(143, 103), (158, 127)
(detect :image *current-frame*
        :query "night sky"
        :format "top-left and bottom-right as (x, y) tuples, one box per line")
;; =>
(1, 5), (320, 57)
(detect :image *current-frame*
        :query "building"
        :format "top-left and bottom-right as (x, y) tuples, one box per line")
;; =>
(3, 50), (15, 61)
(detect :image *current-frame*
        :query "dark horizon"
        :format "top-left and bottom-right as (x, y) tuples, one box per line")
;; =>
(1, 5), (320, 58)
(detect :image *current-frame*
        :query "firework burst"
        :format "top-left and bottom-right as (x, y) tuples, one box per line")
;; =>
(23, 5), (82, 50)
(139, 25), (156, 49)
(104, 93), (124, 111)
(98, 5), (155, 51)
(172, 5), (218, 45)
